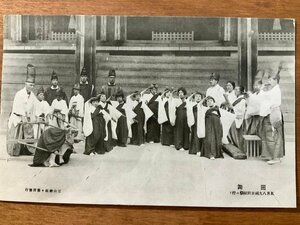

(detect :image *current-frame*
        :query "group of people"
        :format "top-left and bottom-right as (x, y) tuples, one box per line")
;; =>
(7, 64), (285, 167)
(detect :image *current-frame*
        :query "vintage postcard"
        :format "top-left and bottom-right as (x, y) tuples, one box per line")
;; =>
(0, 15), (296, 207)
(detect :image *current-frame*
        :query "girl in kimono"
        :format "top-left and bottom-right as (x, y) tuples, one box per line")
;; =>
(115, 90), (129, 147)
(68, 84), (84, 140)
(201, 96), (223, 159)
(174, 87), (190, 151)
(227, 86), (246, 152)
(221, 81), (237, 111)
(83, 94), (111, 155)
(187, 92), (204, 155)
(50, 88), (69, 129)
(130, 92), (146, 146)
(158, 88), (175, 147)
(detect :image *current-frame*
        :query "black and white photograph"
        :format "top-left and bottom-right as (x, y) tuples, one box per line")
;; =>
(0, 15), (296, 207)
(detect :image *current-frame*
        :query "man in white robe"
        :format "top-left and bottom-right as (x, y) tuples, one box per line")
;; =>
(206, 73), (225, 106)
(7, 64), (37, 156)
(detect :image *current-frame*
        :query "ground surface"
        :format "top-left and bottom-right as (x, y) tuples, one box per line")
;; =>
(0, 136), (296, 208)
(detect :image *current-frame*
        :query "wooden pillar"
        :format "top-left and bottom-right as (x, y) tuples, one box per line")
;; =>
(75, 16), (97, 85)
(21, 15), (29, 42)
(219, 17), (232, 44)
(10, 15), (22, 41)
(100, 16), (107, 41)
(238, 18), (258, 90)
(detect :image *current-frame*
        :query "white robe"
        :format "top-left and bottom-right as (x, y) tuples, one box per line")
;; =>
(206, 84), (225, 106)
(50, 99), (69, 127)
(232, 96), (246, 129)
(8, 87), (37, 129)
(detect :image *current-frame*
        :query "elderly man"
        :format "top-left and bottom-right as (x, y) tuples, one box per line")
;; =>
(7, 64), (37, 156)
(101, 69), (122, 101)
(206, 73), (225, 106)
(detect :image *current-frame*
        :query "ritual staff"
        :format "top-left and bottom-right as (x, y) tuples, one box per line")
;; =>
(101, 69), (122, 101)
(7, 64), (37, 156)
(29, 127), (76, 167)
(44, 71), (68, 106)
(259, 71), (285, 165)
(71, 67), (95, 102)
(115, 90), (129, 147)
(227, 86), (246, 151)
(158, 88), (176, 147)
(141, 84), (161, 144)
(68, 84), (84, 140)
(187, 92), (204, 155)
(130, 91), (153, 146)
(199, 96), (224, 159)
(50, 88), (69, 129)
(206, 73), (225, 106)
(173, 87), (190, 151)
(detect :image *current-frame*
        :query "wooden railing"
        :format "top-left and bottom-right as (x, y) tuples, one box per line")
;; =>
(152, 31), (194, 41)
(50, 31), (76, 41)
(258, 32), (295, 41)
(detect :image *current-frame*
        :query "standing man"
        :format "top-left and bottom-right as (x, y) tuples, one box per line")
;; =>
(44, 71), (68, 106)
(71, 67), (96, 103)
(7, 64), (37, 156)
(101, 69), (122, 101)
(206, 73), (225, 106)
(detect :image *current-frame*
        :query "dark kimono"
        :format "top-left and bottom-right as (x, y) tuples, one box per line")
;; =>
(161, 101), (174, 146)
(227, 97), (246, 152)
(201, 106), (223, 159)
(84, 104), (108, 155)
(174, 101), (190, 150)
(116, 103), (129, 147)
(130, 101), (145, 145)
(146, 94), (161, 143)
(189, 104), (203, 154)
(44, 86), (68, 106)
(30, 127), (73, 167)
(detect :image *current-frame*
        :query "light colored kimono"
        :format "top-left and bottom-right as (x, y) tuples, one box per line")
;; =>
(8, 87), (37, 129)
(69, 94), (84, 136)
(50, 99), (69, 128)
(206, 84), (225, 106)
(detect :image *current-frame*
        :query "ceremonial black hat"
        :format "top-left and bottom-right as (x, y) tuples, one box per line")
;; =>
(80, 67), (88, 77)
(26, 64), (36, 83)
(51, 70), (58, 80)
(37, 86), (45, 95)
(108, 69), (116, 77)
(210, 72), (220, 81)
(73, 83), (80, 90)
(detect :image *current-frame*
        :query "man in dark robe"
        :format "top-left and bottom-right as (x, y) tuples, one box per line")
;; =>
(29, 127), (75, 167)
(130, 92), (145, 146)
(44, 71), (68, 106)
(115, 90), (128, 147)
(174, 87), (190, 151)
(71, 67), (95, 103)
(144, 84), (161, 143)
(101, 69), (122, 101)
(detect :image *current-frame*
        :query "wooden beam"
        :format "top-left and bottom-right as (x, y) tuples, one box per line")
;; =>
(238, 18), (258, 90)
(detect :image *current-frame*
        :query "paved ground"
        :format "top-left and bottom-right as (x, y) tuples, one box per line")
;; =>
(0, 135), (296, 208)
